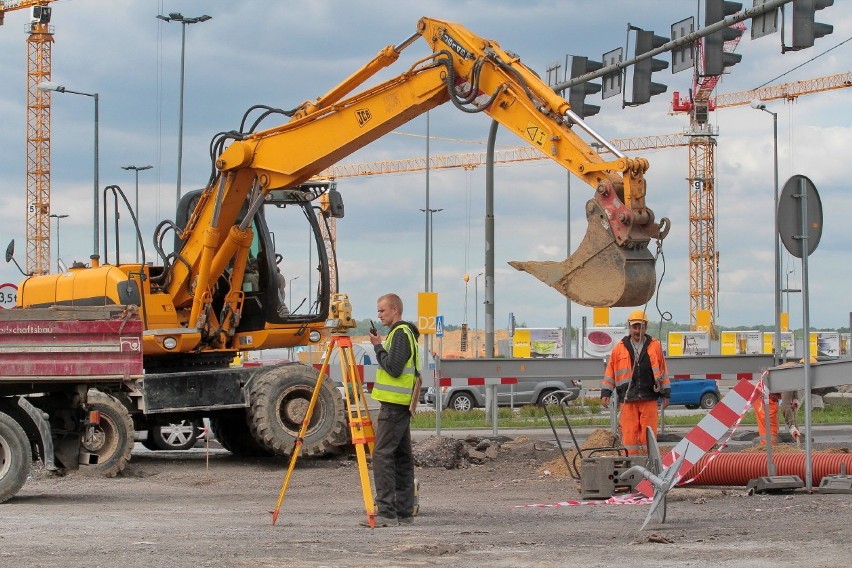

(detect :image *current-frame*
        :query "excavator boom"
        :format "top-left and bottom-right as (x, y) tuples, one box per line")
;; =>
(204, 17), (668, 309)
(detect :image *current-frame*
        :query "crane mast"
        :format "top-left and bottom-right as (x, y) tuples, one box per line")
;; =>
(1, 1), (57, 276)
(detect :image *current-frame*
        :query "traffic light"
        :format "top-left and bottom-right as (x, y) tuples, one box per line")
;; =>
(568, 55), (602, 119)
(704, 0), (743, 76)
(631, 28), (668, 105)
(792, 0), (834, 49)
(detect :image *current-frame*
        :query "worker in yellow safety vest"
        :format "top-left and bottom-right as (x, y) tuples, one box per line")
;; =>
(367, 293), (421, 527)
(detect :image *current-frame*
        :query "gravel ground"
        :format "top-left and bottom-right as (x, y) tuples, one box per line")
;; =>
(1, 435), (850, 567)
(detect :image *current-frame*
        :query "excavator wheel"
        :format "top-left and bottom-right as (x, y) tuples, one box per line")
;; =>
(247, 364), (347, 457)
(80, 390), (135, 478)
(209, 410), (273, 458)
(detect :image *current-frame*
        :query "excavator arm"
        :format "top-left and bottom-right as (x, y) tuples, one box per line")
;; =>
(170, 16), (669, 325)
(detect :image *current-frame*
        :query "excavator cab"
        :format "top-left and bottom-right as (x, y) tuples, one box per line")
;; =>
(173, 181), (340, 337)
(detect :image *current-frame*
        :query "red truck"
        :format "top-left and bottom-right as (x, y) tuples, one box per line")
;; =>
(0, 305), (143, 502)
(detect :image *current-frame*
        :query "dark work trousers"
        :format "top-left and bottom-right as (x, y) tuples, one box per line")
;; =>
(372, 402), (414, 518)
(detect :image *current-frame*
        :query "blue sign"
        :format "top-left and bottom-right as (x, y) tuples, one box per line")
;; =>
(436, 315), (444, 337)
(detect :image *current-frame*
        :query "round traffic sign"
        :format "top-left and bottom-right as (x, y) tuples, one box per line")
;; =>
(0, 282), (18, 309)
(777, 175), (822, 259)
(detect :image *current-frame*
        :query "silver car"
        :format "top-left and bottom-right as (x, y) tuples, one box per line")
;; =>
(424, 379), (581, 411)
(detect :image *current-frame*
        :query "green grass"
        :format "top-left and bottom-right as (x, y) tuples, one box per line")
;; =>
(410, 403), (852, 430)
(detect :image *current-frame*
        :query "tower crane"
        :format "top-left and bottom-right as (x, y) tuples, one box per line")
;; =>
(0, 0), (57, 276)
(316, 71), (852, 333)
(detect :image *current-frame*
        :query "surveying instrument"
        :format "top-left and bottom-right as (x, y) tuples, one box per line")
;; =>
(271, 293), (379, 527)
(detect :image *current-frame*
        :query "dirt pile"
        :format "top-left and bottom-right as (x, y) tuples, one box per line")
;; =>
(538, 428), (620, 478)
(353, 328), (511, 357)
(413, 434), (558, 469)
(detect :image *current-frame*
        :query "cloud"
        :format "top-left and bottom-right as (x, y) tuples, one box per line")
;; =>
(0, 0), (850, 331)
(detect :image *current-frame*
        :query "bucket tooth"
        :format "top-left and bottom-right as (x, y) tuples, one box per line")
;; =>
(509, 200), (657, 307)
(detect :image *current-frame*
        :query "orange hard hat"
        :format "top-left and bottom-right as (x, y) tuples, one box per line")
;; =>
(627, 310), (648, 324)
(799, 356), (818, 364)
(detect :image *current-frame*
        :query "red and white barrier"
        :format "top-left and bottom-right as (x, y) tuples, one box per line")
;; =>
(438, 376), (518, 387)
(636, 377), (761, 497)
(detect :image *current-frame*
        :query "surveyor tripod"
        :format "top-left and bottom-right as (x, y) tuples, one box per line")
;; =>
(271, 334), (378, 527)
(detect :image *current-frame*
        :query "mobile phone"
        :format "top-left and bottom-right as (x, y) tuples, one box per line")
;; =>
(369, 320), (377, 335)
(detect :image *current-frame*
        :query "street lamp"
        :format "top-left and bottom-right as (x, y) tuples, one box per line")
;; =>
(419, 207), (444, 291)
(49, 213), (68, 273)
(121, 165), (153, 263)
(751, 99), (781, 364)
(38, 81), (99, 259)
(474, 271), (483, 357)
(156, 12), (212, 210)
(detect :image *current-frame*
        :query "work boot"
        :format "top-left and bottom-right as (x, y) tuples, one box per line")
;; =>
(360, 514), (398, 528)
(398, 515), (414, 525)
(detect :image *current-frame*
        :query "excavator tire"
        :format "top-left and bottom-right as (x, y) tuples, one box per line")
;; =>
(247, 364), (347, 457)
(80, 390), (134, 478)
(209, 410), (272, 458)
(0, 411), (31, 504)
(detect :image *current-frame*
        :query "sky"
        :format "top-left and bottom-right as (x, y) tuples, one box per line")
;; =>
(0, 0), (851, 332)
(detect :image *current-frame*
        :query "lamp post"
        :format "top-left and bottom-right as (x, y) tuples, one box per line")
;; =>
(38, 82), (99, 259)
(474, 271), (483, 357)
(121, 165), (153, 263)
(751, 99), (781, 365)
(156, 12), (212, 209)
(419, 208), (444, 291)
(49, 213), (68, 272)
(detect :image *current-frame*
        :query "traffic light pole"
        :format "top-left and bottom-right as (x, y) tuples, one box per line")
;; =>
(551, 0), (793, 94)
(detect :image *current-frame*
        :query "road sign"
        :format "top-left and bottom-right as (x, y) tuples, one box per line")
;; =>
(417, 292), (438, 335)
(778, 175), (823, 258)
(436, 315), (444, 338)
(0, 282), (18, 309)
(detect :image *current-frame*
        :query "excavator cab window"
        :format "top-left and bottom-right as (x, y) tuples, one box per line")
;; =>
(173, 184), (334, 333)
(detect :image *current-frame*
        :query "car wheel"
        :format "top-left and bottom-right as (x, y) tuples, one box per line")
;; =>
(700, 392), (719, 409)
(538, 389), (562, 406)
(448, 392), (475, 412)
(146, 419), (202, 451)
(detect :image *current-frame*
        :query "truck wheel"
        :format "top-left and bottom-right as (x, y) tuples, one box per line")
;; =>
(0, 411), (31, 504)
(80, 391), (134, 478)
(143, 419), (201, 451)
(448, 392), (475, 412)
(210, 411), (272, 457)
(700, 392), (719, 410)
(248, 364), (346, 457)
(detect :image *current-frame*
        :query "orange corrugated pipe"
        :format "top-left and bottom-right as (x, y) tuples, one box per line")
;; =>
(682, 453), (852, 486)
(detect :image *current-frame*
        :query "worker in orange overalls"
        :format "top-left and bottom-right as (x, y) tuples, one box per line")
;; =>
(600, 310), (670, 456)
(754, 357), (809, 444)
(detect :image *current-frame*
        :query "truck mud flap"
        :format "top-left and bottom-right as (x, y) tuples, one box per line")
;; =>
(142, 369), (249, 413)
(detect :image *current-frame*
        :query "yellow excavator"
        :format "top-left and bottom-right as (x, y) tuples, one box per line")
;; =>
(10, 17), (668, 467)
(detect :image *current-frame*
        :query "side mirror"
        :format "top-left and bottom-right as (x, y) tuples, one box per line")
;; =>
(5, 239), (29, 277)
(326, 188), (344, 219)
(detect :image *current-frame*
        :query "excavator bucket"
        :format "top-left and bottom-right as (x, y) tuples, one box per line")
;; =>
(509, 200), (657, 307)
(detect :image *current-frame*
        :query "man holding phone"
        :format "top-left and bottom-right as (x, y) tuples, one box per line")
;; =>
(366, 293), (420, 527)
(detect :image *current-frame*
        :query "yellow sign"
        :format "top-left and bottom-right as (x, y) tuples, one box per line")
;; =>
(512, 328), (531, 358)
(417, 292), (438, 335)
(592, 307), (609, 327)
(695, 309), (712, 333)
